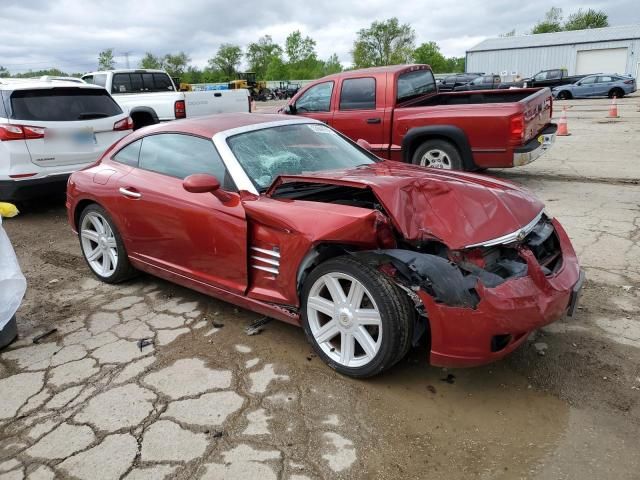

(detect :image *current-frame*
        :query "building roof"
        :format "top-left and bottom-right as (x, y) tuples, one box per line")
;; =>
(468, 24), (640, 52)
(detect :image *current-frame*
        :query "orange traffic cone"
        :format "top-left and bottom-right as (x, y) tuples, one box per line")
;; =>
(557, 106), (570, 136)
(608, 96), (619, 118)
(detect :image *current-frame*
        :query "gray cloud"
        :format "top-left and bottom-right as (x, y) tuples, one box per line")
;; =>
(0, 0), (637, 73)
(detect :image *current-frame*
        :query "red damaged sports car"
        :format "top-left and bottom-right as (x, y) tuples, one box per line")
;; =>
(67, 114), (584, 378)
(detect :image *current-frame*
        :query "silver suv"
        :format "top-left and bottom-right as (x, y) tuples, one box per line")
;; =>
(0, 77), (132, 202)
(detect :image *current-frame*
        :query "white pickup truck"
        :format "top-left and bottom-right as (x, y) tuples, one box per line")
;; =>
(81, 69), (250, 129)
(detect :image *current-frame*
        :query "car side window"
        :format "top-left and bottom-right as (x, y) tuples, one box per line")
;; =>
(548, 70), (561, 80)
(112, 74), (132, 93)
(295, 82), (334, 112)
(534, 71), (548, 81)
(581, 76), (597, 85)
(138, 134), (235, 190)
(112, 139), (142, 167)
(598, 76), (613, 83)
(339, 78), (375, 110)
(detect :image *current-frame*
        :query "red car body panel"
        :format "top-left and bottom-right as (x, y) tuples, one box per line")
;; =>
(67, 114), (582, 368)
(284, 64), (554, 169)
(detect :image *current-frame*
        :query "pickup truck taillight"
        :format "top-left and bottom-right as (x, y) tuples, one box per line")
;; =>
(113, 117), (134, 131)
(510, 115), (524, 144)
(174, 100), (186, 119)
(0, 124), (45, 141)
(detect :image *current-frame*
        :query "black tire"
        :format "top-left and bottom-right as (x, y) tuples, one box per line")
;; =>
(608, 88), (624, 99)
(78, 204), (136, 284)
(301, 256), (414, 378)
(411, 139), (463, 170)
(557, 90), (572, 100)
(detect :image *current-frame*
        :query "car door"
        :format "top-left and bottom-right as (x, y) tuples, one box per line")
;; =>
(291, 81), (335, 125)
(573, 76), (597, 97)
(114, 133), (248, 294)
(331, 77), (385, 152)
(595, 76), (614, 96)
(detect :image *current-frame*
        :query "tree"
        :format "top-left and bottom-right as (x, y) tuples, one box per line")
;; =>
(532, 7), (563, 34)
(246, 35), (283, 79)
(352, 18), (415, 68)
(564, 9), (608, 30)
(0, 66), (9, 77)
(98, 49), (115, 70)
(285, 30), (316, 64)
(322, 53), (343, 76)
(445, 57), (465, 73)
(140, 52), (162, 69)
(162, 52), (191, 78)
(209, 44), (242, 80)
(413, 41), (447, 72)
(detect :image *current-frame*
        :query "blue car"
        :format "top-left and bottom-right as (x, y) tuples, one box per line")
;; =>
(552, 74), (637, 99)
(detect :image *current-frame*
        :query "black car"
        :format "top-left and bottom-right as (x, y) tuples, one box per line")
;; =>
(438, 73), (483, 91)
(454, 74), (502, 91)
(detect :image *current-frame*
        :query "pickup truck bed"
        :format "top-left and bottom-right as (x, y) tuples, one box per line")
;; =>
(282, 64), (556, 171)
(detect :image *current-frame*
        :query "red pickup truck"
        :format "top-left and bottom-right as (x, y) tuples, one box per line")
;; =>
(281, 64), (557, 171)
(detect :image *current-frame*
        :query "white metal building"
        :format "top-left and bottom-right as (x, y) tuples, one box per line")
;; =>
(466, 25), (640, 78)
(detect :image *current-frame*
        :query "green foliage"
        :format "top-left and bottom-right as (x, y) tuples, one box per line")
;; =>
(532, 7), (563, 34)
(352, 18), (415, 68)
(98, 49), (115, 70)
(246, 35), (283, 80)
(564, 9), (609, 30)
(322, 54), (343, 76)
(162, 52), (191, 78)
(413, 41), (447, 72)
(12, 68), (69, 78)
(0, 66), (9, 77)
(209, 44), (242, 80)
(286, 31), (316, 64)
(139, 52), (162, 69)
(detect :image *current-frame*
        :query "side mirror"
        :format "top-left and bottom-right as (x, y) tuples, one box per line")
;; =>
(183, 174), (231, 202)
(284, 104), (296, 115)
(356, 138), (372, 151)
(576, 82), (582, 86)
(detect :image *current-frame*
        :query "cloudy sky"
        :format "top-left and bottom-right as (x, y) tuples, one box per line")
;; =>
(1, 0), (638, 74)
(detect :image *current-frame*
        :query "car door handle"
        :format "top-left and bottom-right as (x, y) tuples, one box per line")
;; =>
(119, 187), (142, 199)
(366, 118), (381, 124)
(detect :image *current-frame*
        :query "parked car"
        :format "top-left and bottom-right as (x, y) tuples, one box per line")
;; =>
(82, 69), (251, 129)
(454, 74), (502, 91)
(280, 64), (557, 171)
(502, 68), (588, 89)
(67, 113), (584, 377)
(0, 203), (25, 349)
(437, 73), (483, 91)
(552, 74), (637, 99)
(0, 77), (133, 202)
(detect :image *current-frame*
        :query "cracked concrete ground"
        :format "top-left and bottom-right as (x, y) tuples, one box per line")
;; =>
(2, 94), (639, 479)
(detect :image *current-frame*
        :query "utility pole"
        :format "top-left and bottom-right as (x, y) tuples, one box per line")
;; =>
(121, 51), (132, 69)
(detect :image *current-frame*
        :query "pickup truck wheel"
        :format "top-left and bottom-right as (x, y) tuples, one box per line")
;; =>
(608, 88), (624, 99)
(557, 91), (572, 100)
(412, 140), (462, 170)
(301, 256), (414, 378)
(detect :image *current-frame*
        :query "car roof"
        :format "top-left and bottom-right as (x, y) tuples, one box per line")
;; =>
(0, 77), (103, 91)
(83, 69), (168, 76)
(129, 113), (318, 139)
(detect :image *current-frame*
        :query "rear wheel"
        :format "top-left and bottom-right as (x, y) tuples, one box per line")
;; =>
(301, 256), (414, 378)
(78, 204), (135, 283)
(557, 90), (572, 100)
(412, 139), (463, 170)
(608, 88), (624, 99)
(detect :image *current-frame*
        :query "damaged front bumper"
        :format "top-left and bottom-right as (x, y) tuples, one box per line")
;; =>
(423, 219), (582, 367)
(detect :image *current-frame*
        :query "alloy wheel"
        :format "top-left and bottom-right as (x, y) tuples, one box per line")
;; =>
(80, 211), (118, 278)
(420, 149), (452, 169)
(306, 272), (383, 368)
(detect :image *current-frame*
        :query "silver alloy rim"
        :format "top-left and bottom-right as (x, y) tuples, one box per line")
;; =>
(420, 149), (452, 169)
(80, 212), (118, 278)
(307, 272), (382, 368)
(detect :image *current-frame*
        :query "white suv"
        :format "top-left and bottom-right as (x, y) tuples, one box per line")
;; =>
(0, 77), (132, 202)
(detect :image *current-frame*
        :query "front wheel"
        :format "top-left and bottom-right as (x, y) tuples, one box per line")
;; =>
(411, 139), (463, 170)
(557, 90), (572, 100)
(301, 256), (414, 378)
(78, 204), (135, 283)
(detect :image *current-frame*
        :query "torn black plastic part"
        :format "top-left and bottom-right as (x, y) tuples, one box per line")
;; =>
(353, 249), (480, 308)
(526, 219), (554, 247)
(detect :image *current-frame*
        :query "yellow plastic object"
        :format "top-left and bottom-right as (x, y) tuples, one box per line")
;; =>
(0, 203), (19, 218)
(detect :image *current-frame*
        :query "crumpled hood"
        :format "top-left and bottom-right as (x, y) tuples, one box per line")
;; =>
(268, 162), (544, 250)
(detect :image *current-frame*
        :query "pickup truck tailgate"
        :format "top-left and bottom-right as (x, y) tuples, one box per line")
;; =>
(184, 90), (249, 117)
(522, 88), (553, 142)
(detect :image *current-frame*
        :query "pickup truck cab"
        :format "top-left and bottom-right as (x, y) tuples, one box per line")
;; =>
(509, 68), (588, 89)
(82, 69), (250, 129)
(282, 65), (557, 170)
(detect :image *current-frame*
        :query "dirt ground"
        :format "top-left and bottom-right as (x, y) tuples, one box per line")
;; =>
(1, 94), (639, 480)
